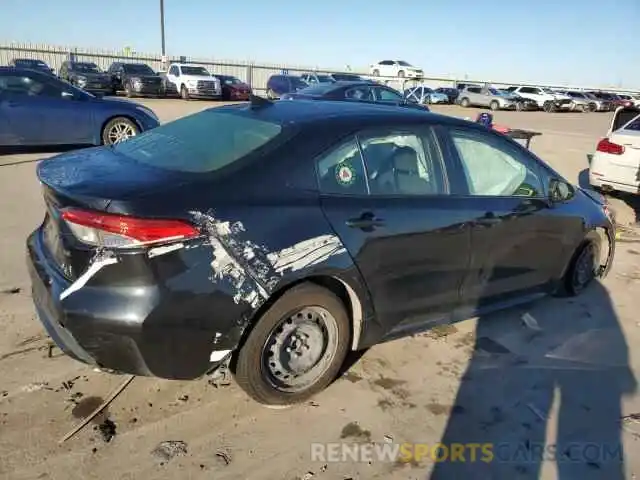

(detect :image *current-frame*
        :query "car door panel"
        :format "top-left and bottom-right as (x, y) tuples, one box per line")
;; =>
(317, 127), (473, 340)
(438, 125), (567, 309)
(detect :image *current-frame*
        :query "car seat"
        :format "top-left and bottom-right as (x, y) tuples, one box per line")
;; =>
(376, 146), (431, 195)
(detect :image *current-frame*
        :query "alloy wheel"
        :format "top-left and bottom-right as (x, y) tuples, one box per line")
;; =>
(107, 122), (137, 144)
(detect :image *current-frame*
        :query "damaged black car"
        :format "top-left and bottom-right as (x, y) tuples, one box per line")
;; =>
(26, 97), (616, 406)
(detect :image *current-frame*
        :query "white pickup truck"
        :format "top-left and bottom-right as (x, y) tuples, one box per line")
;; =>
(164, 63), (222, 100)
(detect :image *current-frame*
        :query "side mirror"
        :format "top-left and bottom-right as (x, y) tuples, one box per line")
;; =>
(548, 178), (573, 203)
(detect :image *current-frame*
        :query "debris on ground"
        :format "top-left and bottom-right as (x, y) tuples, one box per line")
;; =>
(383, 434), (393, 443)
(94, 418), (117, 443)
(59, 375), (135, 444)
(215, 449), (232, 466)
(521, 313), (542, 331)
(177, 395), (189, 402)
(1, 287), (21, 295)
(308, 400), (320, 407)
(301, 472), (315, 480)
(20, 382), (50, 393)
(208, 361), (232, 388)
(151, 440), (188, 462)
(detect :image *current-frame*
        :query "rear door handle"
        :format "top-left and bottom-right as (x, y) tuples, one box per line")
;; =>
(346, 213), (385, 230)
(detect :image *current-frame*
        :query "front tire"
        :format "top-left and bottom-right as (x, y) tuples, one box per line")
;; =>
(490, 100), (500, 111)
(101, 117), (139, 145)
(180, 84), (190, 100)
(234, 284), (351, 407)
(558, 242), (599, 297)
(460, 97), (470, 107)
(124, 82), (134, 98)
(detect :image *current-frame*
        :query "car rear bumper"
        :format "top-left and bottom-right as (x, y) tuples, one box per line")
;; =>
(26, 228), (241, 380)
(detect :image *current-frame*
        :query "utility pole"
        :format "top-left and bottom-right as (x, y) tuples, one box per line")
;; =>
(160, 0), (166, 56)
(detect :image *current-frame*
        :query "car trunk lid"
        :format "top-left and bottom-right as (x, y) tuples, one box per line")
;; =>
(36, 146), (200, 280)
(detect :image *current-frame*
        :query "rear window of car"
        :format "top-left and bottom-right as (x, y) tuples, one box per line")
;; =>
(112, 109), (283, 173)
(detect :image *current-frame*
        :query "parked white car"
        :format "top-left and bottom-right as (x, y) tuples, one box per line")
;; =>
(369, 60), (423, 78)
(589, 106), (640, 195)
(165, 63), (222, 100)
(505, 86), (573, 112)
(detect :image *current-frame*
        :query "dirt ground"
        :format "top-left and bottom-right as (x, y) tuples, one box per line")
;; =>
(1, 101), (639, 480)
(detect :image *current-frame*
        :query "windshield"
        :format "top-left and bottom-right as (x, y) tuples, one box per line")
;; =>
(112, 109), (283, 173)
(397, 61), (413, 67)
(123, 64), (155, 75)
(219, 76), (242, 85)
(314, 75), (334, 82)
(290, 77), (308, 89)
(541, 88), (555, 94)
(15, 59), (48, 68)
(72, 63), (101, 73)
(180, 66), (210, 76)
(298, 84), (336, 95)
(569, 92), (585, 98)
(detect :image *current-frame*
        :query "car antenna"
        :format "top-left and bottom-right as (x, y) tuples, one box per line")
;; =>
(249, 93), (274, 109)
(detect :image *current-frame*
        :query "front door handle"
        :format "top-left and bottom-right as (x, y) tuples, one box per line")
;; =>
(346, 212), (385, 230)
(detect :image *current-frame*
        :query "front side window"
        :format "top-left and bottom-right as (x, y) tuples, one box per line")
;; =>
(112, 109), (283, 173)
(360, 129), (446, 196)
(345, 86), (374, 101)
(374, 87), (402, 102)
(316, 139), (367, 195)
(448, 128), (543, 197)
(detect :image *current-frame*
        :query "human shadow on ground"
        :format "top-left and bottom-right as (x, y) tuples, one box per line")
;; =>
(429, 281), (636, 480)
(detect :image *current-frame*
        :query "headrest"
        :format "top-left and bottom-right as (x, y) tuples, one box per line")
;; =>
(393, 146), (418, 172)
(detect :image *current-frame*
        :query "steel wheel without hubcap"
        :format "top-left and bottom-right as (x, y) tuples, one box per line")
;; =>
(101, 117), (139, 145)
(234, 283), (350, 406)
(262, 306), (339, 393)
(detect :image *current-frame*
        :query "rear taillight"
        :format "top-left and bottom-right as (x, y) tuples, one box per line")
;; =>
(61, 208), (200, 248)
(596, 138), (625, 155)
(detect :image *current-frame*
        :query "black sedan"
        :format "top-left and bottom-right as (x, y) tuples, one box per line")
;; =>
(281, 81), (428, 110)
(27, 98), (615, 407)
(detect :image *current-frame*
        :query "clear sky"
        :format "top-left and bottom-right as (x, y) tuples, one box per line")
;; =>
(1, 0), (638, 88)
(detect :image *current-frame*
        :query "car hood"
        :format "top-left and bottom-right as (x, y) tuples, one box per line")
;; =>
(127, 74), (161, 81)
(551, 93), (572, 100)
(73, 72), (111, 81)
(182, 75), (218, 81)
(228, 83), (251, 90)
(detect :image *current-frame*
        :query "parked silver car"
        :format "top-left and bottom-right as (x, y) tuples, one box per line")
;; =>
(558, 91), (598, 112)
(458, 85), (521, 110)
(584, 92), (616, 111)
(403, 85), (449, 105)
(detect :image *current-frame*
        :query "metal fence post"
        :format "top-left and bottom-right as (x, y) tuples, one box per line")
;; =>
(247, 64), (253, 89)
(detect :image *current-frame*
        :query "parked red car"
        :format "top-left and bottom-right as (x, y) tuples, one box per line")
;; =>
(215, 74), (252, 101)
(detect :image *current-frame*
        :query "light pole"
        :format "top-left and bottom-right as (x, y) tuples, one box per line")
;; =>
(160, 0), (166, 56)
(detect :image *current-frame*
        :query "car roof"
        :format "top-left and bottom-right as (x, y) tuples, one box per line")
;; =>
(0, 66), (52, 76)
(217, 99), (473, 128)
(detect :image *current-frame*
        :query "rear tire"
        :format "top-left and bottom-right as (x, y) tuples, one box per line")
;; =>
(372, 69), (380, 76)
(515, 101), (524, 112)
(460, 97), (470, 107)
(234, 284), (351, 407)
(398, 70), (405, 78)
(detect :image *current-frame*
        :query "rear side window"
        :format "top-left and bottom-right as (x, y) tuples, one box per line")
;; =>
(112, 110), (283, 173)
(316, 139), (367, 195)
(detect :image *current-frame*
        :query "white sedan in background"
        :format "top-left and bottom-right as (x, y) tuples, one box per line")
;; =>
(369, 60), (423, 78)
(589, 106), (640, 195)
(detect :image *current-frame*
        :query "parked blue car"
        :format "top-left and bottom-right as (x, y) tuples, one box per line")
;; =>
(0, 67), (160, 147)
(265, 74), (308, 99)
